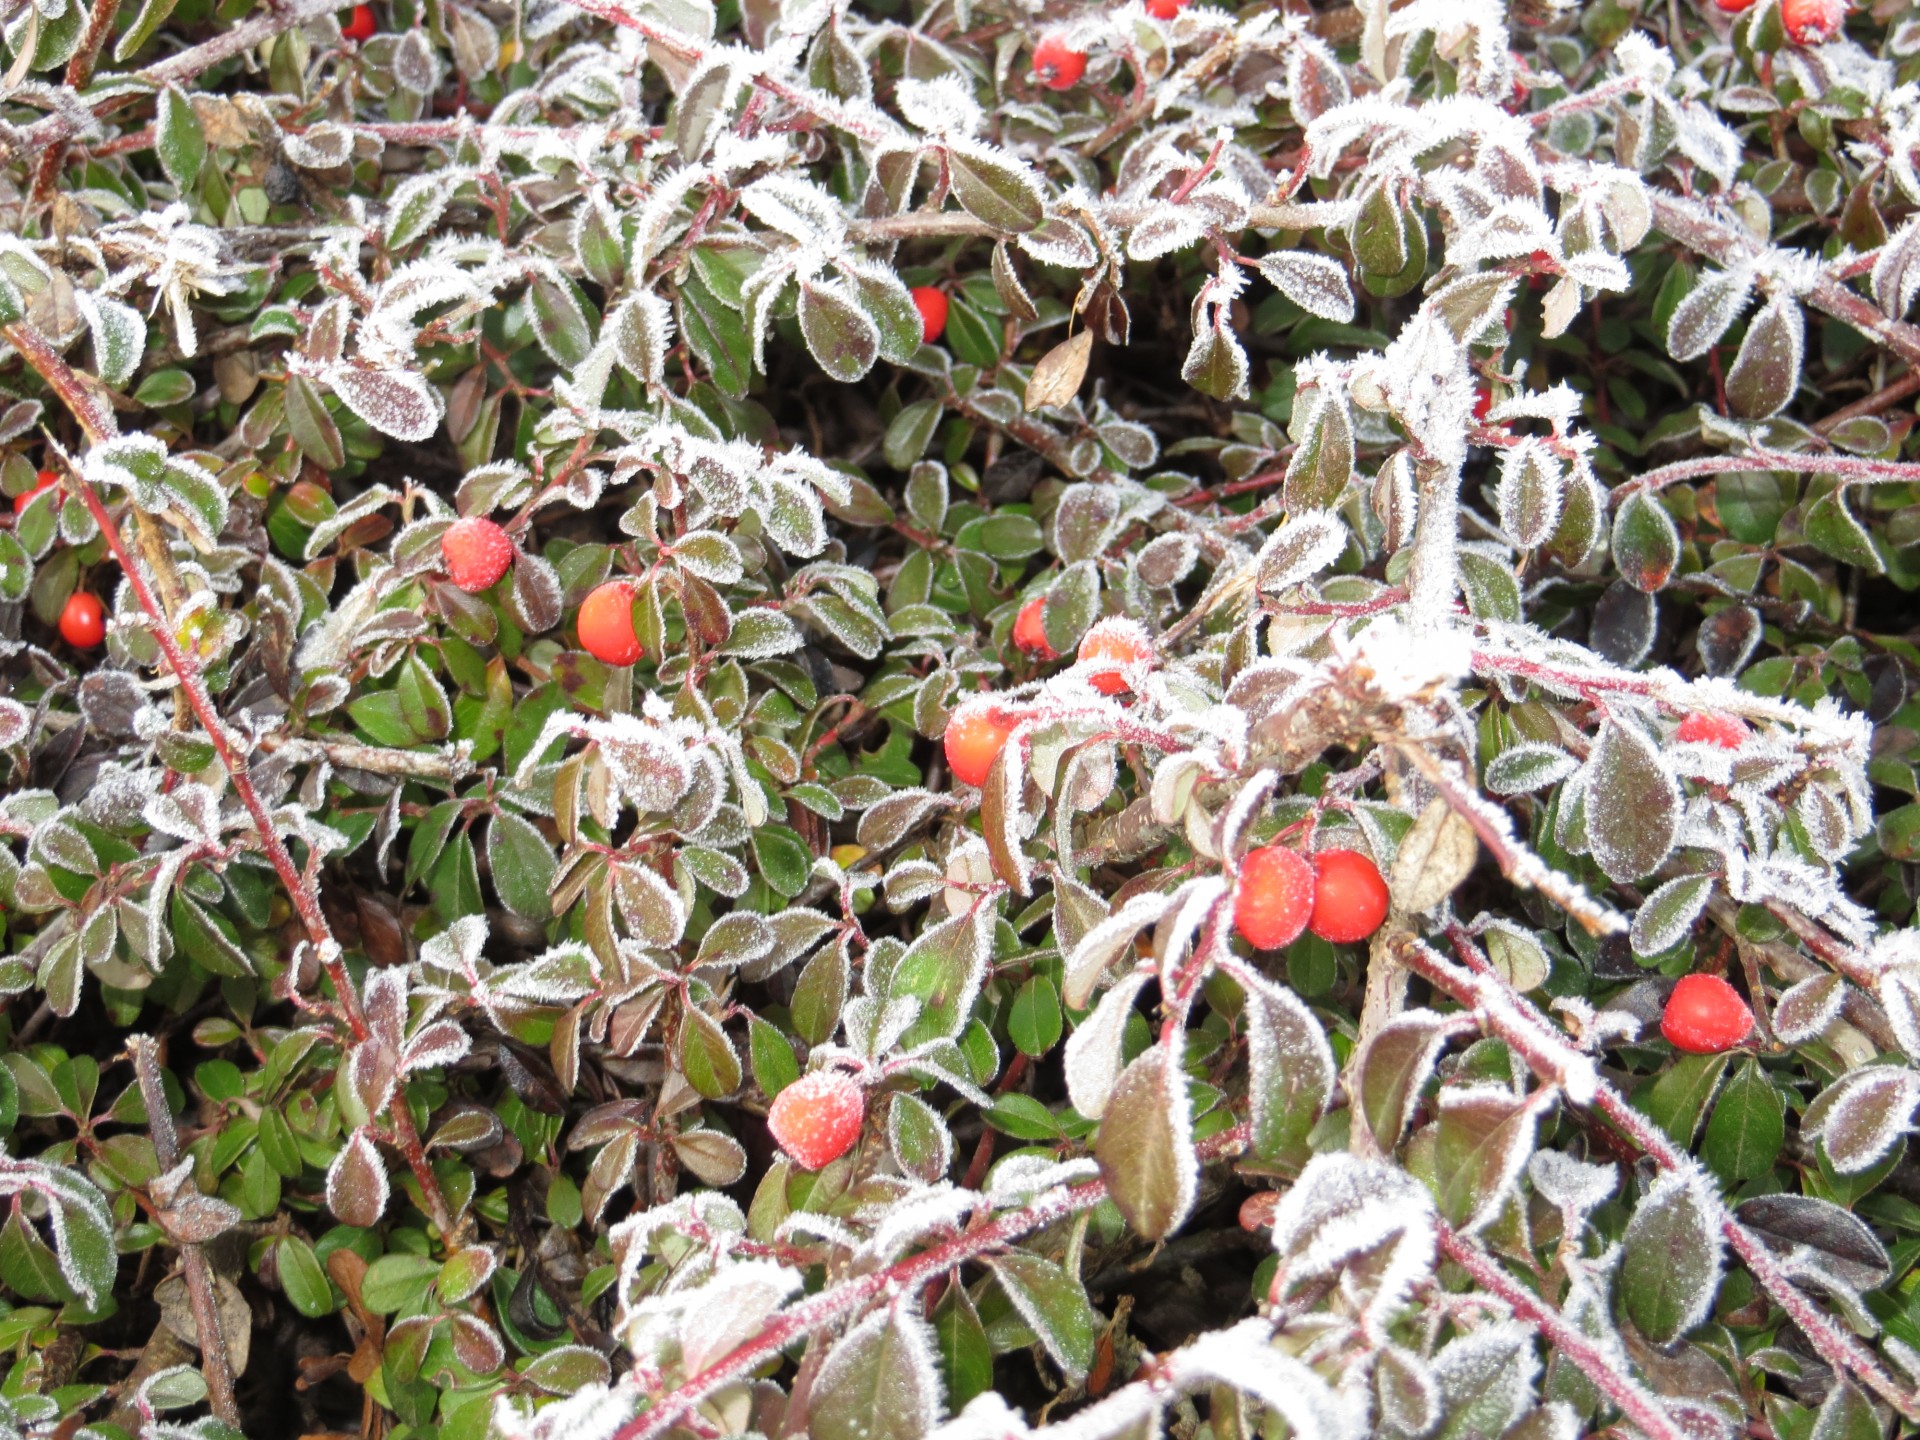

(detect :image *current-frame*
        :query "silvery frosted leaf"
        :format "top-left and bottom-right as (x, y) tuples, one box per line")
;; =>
(1096, 1043), (1195, 1242)
(1667, 268), (1752, 361)
(1352, 1009), (1455, 1153)
(1270, 1152), (1436, 1325)
(1723, 294), (1802, 420)
(1630, 873), (1713, 956)
(1432, 1322), (1539, 1439)
(1872, 218), (1920, 317)
(1063, 969), (1151, 1120)
(325, 1129), (389, 1228)
(1182, 317), (1248, 402)
(1619, 1170), (1723, 1344)
(1242, 970), (1334, 1165)
(1172, 1319), (1360, 1440)
(810, 1304), (944, 1440)
(327, 364), (443, 442)
(1484, 743), (1577, 795)
(1583, 719), (1679, 883)
(1496, 440), (1564, 549)
(1255, 509), (1347, 594)
(1255, 252), (1355, 322)
(1804, 1066), (1920, 1174)
(988, 1251), (1098, 1379)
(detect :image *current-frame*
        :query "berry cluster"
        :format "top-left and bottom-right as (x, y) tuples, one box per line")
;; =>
(1231, 845), (1390, 950)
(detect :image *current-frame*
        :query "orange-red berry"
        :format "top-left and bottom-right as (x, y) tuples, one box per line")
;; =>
(1661, 974), (1753, 1054)
(1145, 0), (1190, 18)
(1033, 36), (1087, 89)
(1676, 710), (1748, 749)
(1076, 617), (1155, 696)
(14, 470), (56, 515)
(578, 581), (643, 666)
(1308, 849), (1390, 944)
(59, 592), (105, 649)
(1782, 0), (1845, 42)
(768, 1070), (865, 1170)
(1713, 0), (1755, 11)
(1013, 597), (1058, 660)
(440, 516), (514, 593)
(1233, 846), (1315, 950)
(944, 703), (1020, 788)
(911, 286), (948, 344)
(341, 3), (377, 40)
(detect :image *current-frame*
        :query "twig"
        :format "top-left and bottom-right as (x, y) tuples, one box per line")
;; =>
(1611, 447), (1920, 502)
(608, 1123), (1251, 1440)
(129, 1037), (240, 1429)
(1435, 1220), (1685, 1440)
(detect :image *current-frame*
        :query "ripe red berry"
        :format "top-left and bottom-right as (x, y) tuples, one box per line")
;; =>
(1676, 710), (1748, 749)
(911, 286), (948, 344)
(341, 4), (377, 40)
(1077, 617), (1155, 696)
(59, 592), (105, 649)
(1661, 974), (1753, 1054)
(1472, 388), (1493, 422)
(1233, 845), (1315, 950)
(1145, 0), (1190, 18)
(767, 1070), (865, 1170)
(1713, 0), (1755, 11)
(1013, 597), (1057, 660)
(944, 702), (1020, 788)
(440, 516), (514, 593)
(1782, 0), (1845, 43)
(578, 581), (643, 666)
(1308, 849), (1390, 944)
(1033, 36), (1087, 89)
(14, 470), (56, 515)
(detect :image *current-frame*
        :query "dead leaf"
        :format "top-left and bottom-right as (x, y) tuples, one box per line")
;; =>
(1025, 330), (1093, 411)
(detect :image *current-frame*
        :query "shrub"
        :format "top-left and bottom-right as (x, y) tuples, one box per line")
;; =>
(1, 0), (1919, 1437)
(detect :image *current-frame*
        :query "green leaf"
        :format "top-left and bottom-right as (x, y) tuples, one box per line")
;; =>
(1805, 488), (1883, 574)
(1095, 1045), (1193, 1242)
(810, 1307), (942, 1440)
(1638, 1051), (1730, 1147)
(885, 400), (943, 471)
(487, 810), (557, 920)
(1702, 1060), (1785, 1184)
(947, 143), (1043, 232)
(156, 86), (205, 191)
(678, 1007), (741, 1099)
(988, 1251), (1098, 1379)
(278, 1235), (335, 1317)
(1617, 1172), (1722, 1345)
(1610, 490), (1680, 593)
(1008, 976), (1062, 1057)
(799, 280), (880, 383)
(750, 824), (811, 898)
(932, 1280), (993, 1410)
(748, 1015), (799, 1098)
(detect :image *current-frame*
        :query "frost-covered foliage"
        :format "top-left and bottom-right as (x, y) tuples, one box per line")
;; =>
(4, 0), (1920, 1435)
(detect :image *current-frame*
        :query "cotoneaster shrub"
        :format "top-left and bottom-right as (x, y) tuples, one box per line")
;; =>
(2, 0), (1920, 1437)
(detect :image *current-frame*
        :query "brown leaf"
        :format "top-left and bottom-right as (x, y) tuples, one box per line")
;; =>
(1024, 331), (1092, 412)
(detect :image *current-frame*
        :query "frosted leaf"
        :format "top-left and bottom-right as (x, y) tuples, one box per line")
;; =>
(1618, 1170), (1723, 1344)
(1667, 267), (1753, 362)
(609, 291), (673, 387)
(1431, 1322), (1539, 1439)
(1254, 509), (1347, 594)
(1062, 891), (1172, 1009)
(897, 74), (984, 137)
(326, 363), (444, 442)
(1269, 1152), (1436, 1335)
(1872, 218), (1920, 317)
(1484, 743), (1578, 796)
(1804, 1066), (1920, 1174)
(1876, 968), (1920, 1058)
(400, 1020), (471, 1074)
(1527, 1150), (1617, 1222)
(1436, 1084), (1555, 1234)
(142, 783), (222, 845)
(1063, 968), (1151, 1119)
(1241, 968), (1335, 1164)
(811, 1304), (944, 1440)
(326, 1129), (390, 1228)
(1776, 973), (1847, 1046)
(1496, 440), (1564, 550)
(1254, 251), (1355, 322)
(1451, 200), (1554, 266)
(1170, 1318), (1361, 1440)
(1583, 719), (1680, 884)
(1629, 873), (1713, 957)
(673, 1259), (802, 1375)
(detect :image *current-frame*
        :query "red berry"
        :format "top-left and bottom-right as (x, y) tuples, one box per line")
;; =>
(1033, 36), (1087, 89)
(14, 470), (56, 515)
(1145, 0), (1190, 18)
(1013, 597), (1058, 660)
(1233, 845), (1315, 950)
(440, 516), (514, 593)
(1308, 849), (1390, 944)
(1472, 388), (1493, 422)
(1076, 617), (1155, 696)
(59, 592), (105, 649)
(944, 702), (1020, 788)
(1676, 710), (1748, 749)
(911, 286), (949, 344)
(767, 1070), (865, 1171)
(1661, 974), (1753, 1054)
(1713, 0), (1755, 11)
(1781, 0), (1845, 42)
(578, 581), (643, 666)
(341, 4), (377, 40)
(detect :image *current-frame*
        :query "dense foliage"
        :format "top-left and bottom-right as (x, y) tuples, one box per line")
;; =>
(5, 0), (1920, 1435)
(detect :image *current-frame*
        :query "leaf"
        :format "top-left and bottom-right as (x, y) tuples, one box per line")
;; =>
(1254, 509), (1347, 595)
(1024, 331), (1091, 411)
(809, 1305), (944, 1440)
(1008, 976), (1062, 1057)
(1629, 874), (1712, 957)
(1353, 1010), (1453, 1153)
(678, 1006), (742, 1099)
(1496, 440), (1564, 549)
(278, 1235), (334, 1317)
(1063, 969), (1150, 1121)
(1283, 383), (1354, 512)
(1584, 719), (1679, 883)
(988, 1252), (1098, 1379)
(1805, 487), (1883, 574)
(1724, 295), (1802, 419)
(1810, 1382), (1885, 1440)
(1774, 973), (1845, 1045)
(1484, 743), (1577, 796)
(1702, 1060), (1784, 1184)
(328, 365), (443, 442)
(799, 279), (880, 383)
(1256, 252), (1355, 322)
(325, 1129), (389, 1228)
(1617, 1171), (1722, 1345)
(1182, 318), (1248, 401)
(1391, 800), (1476, 914)
(1804, 1066), (1920, 1174)
(156, 86), (205, 192)
(1611, 490), (1680, 593)
(891, 908), (992, 1046)
(1095, 1043), (1195, 1242)
(932, 1282), (992, 1411)
(947, 142), (1043, 232)
(1242, 970), (1334, 1165)
(1435, 1085), (1549, 1232)
(1667, 268), (1752, 361)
